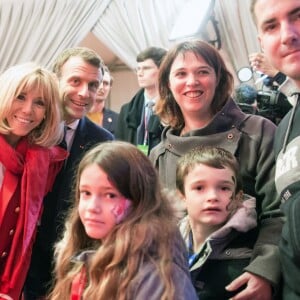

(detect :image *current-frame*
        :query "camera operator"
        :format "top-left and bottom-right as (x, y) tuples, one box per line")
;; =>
(249, 52), (286, 84)
(234, 83), (258, 115)
(249, 52), (292, 125)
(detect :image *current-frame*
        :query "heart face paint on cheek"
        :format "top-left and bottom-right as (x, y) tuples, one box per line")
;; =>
(111, 198), (132, 224)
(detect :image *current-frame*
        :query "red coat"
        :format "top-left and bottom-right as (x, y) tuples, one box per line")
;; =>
(0, 136), (67, 299)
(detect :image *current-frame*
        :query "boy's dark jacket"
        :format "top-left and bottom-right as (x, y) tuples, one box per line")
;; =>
(115, 89), (163, 153)
(179, 196), (257, 299)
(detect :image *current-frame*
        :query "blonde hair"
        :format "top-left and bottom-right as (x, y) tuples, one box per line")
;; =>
(50, 141), (178, 300)
(0, 62), (63, 147)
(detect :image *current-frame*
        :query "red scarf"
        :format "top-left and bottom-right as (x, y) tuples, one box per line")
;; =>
(0, 135), (67, 298)
(71, 266), (87, 300)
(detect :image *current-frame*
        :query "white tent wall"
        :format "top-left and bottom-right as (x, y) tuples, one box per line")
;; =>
(0, 0), (110, 69)
(91, 0), (260, 71)
(90, 0), (261, 111)
(0, 0), (261, 112)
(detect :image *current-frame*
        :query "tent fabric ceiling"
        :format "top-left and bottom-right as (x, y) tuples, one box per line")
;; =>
(86, 0), (260, 75)
(0, 0), (260, 78)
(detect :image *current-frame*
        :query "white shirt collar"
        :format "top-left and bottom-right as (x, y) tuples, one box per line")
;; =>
(144, 92), (157, 106)
(66, 119), (80, 130)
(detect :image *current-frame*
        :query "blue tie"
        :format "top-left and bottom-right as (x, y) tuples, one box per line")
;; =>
(145, 100), (155, 128)
(137, 100), (155, 145)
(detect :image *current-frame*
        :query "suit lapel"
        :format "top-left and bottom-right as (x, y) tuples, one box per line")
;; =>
(66, 118), (87, 169)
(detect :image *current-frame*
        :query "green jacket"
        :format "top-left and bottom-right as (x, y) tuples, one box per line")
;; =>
(150, 98), (284, 293)
(274, 97), (300, 299)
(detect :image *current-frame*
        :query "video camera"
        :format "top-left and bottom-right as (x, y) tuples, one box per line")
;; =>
(256, 86), (291, 124)
(236, 67), (292, 124)
(256, 88), (281, 106)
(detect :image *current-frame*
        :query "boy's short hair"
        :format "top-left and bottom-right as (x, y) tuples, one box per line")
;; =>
(176, 146), (242, 196)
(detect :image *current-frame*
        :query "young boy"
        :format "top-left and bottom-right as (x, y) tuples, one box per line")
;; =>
(176, 146), (258, 299)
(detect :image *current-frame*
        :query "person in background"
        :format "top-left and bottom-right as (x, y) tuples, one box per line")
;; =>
(234, 83), (258, 114)
(150, 39), (283, 300)
(251, 0), (300, 298)
(115, 46), (167, 155)
(49, 141), (197, 300)
(87, 65), (119, 135)
(177, 146), (257, 299)
(24, 47), (114, 300)
(249, 52), (292, 124)
(249, 52), (286, 86)
(0, 62), (67, 300)
(250, 51), (298, 107)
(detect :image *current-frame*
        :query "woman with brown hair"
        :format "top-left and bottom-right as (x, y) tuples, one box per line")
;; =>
(150, 39), (283, 300)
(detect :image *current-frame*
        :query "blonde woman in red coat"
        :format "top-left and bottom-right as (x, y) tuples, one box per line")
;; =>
(0, 62), (68, 300)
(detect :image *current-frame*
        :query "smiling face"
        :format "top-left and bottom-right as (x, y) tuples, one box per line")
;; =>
(6, 88), (46, 146)
(168, 51), (217, 122)
(182, 163), (236, 232)
(78, 163), (132, 240)
(59, 56), (102, 123)
(255, 0), (300, 85)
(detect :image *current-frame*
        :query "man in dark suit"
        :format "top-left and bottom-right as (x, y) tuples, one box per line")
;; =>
(115, 47), (167, 155)
(87, 65), (119, 135)
(24, 47), (113, 299)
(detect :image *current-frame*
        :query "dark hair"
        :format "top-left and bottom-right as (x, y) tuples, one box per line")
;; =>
(136, 47), (167, 67)
(103, 65), (114, 86)
(234, 84), (257, 105)
(176, 146), (242, 196)
(76, 141), (159, 203)
(156, 39), (234, 129)
(52, 47), (104, 78)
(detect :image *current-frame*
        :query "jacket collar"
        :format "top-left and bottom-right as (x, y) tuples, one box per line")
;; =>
(125, 89), (145, 128)
(179, 195), (257, 271)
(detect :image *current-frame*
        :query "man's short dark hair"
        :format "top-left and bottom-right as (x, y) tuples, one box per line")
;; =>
(136, 47), (167, 67)
(53, 47), (104, 78)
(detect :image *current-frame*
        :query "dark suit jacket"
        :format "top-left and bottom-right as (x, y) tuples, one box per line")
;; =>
(25, 117), (113, 297)
(103, 107), (119, 135)
(115, 89), (164, 154)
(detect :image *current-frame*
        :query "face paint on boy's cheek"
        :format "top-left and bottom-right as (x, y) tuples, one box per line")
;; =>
(226, 176), (237, 209)
(226, 190), (236, 212)
(111, 198), (132, 224)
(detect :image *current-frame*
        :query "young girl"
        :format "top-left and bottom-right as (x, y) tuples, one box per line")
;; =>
(0, 62), (67, 299)
(50, 141), (197, 300)
(176, 146), (258, 300)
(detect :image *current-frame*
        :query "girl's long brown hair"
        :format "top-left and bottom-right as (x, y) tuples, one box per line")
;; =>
(50, 141), (178, 300)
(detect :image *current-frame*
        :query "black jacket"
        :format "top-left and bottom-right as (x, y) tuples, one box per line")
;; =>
(274, 99), (300, 299)
(115, 89), (163, 154)
(24, 117), (113, 298)
(102, 107), (119, 135)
